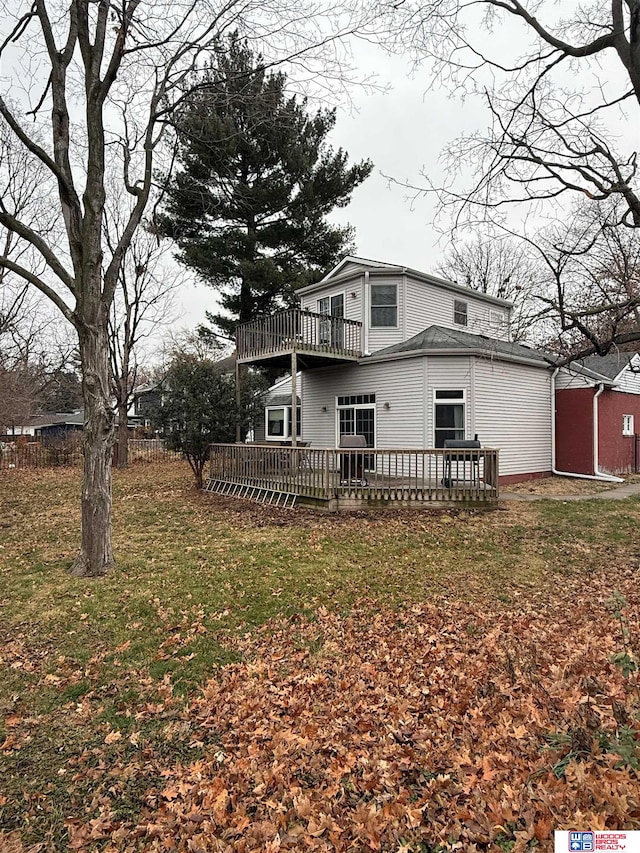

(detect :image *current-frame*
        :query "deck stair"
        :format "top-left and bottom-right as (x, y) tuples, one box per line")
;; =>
(203, 478), (298, 508)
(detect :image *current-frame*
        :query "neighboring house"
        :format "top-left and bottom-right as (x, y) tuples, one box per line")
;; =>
(131, 383), (163, 428)
(238, 255), (639, 483)
(555, 353), (640, 476)
(2, 411), (85, 442)
(5, 409), (146, 442)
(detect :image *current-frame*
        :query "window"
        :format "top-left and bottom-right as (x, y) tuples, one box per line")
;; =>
(454, 300), (468, 326)
(336, 394), (376, 454)
(337, 394), (376, 406)
(265, 406), (301, 441)
(371, 284), (397, 327)
(490, 310), (505, 328)
(623, 414), (635, 436)
(434, 389), (465, 448)
(318, 294), (344, 317)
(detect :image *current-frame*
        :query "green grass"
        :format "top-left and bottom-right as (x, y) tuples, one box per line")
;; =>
(1, 462), (639, 845)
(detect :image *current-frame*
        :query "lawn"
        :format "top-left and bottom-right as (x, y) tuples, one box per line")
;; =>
(1, 463), (639, 851)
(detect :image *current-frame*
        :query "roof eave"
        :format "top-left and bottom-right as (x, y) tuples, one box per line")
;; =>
(297, 261), (513, 308)
(612, 352), (640, 382)
(361, 346), (550, 369)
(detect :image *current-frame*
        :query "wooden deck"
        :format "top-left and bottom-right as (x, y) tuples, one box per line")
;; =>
(207, 444), (499, 510)
(236, 308), (363, 368)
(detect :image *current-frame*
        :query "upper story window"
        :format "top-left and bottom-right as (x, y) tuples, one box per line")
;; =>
(454, 299), (468, 326)
(490, 309), (505, 328)
(371, 284), (397, 327)
(318, 294), (345, 346)
(318, 294), (344, 318)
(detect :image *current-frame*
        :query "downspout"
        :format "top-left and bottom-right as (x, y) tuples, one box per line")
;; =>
(551, 368), (623, 482)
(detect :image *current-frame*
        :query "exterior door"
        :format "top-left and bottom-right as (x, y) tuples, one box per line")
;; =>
(337, 394), (375, 468)
(433, 390), (466, 447)
(318, 294), (344, 347)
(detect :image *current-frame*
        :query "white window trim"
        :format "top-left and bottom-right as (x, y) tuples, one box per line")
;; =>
(317, 291), (345, 315)
(489, 309), (505, 327)
(433, 389), (467, 448)
(623, 414), (635, 436)
(335, 395), (377, 448)
(318, 292), (346, 345)
(265, 405), (300, 441)
(370, 283), (398, 329)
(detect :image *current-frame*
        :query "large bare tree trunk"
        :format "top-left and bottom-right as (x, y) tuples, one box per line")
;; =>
(0, 0), (369, 580)
(71, 318), (115, 578)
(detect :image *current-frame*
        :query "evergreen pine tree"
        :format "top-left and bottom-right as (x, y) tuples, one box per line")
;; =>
(160, 36), (373, 338)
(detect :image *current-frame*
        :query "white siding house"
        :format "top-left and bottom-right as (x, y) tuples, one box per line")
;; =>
(298, 348), (552, 479)
(298, 258), (512, 355)
(251, 256), (558, 482)
(473, 358), (552, 477)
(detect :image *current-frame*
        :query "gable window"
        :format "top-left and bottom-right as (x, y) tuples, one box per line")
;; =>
(623, 414), (635, 436)
(266, 406), (301, 441)
(434, 389), (465, 448)
(454, 300), (468, 326)
(371, 284), (397, 327)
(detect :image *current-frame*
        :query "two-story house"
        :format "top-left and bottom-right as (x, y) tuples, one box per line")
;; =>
(241, 256), (555, 484)
(232, 255), (640, 499)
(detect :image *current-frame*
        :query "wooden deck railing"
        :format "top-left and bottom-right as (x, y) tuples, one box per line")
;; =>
(208, 444), (499, 504)
(236, 309), (363, 362)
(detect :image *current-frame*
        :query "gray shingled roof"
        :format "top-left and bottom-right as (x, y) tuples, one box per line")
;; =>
(368, 325), (551, 365)
(266, 393), (300, 407)
(25, 411), (85, 428)
(580, 352), (638, 380)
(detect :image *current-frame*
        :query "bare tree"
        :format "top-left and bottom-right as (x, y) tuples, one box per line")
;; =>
(0, 363), (37, 435)
(106, 211), (182, 468)
(527, 201), (640, 360)
(438, 234), (548, 343)
(383, 0), (640, 354)
(0, 117), (57, 360)
(1, 279), (75, 433)
(0, 0), (373, 577)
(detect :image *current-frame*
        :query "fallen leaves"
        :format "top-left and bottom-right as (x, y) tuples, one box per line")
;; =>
(42, 578), (636, 852)
(2, 465), (640, 851)
(104, 729), (122, 745)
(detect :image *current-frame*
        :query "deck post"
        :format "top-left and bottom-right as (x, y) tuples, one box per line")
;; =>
(324, 448), (331, 498)
(291, 351), (297, 447)
(235, 356), (242, 443)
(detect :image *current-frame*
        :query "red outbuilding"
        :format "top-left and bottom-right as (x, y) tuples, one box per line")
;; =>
(555, 353), (640, 477)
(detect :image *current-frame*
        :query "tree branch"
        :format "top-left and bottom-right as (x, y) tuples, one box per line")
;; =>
(0, 256), (74, 324)
(0, 207), (75, 293)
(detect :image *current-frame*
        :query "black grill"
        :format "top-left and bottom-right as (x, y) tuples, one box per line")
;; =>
(443, 438), (481, 487)
(339, 434), (368, 485)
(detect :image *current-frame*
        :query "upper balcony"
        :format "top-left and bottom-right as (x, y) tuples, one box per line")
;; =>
(236, 308), (363, 369)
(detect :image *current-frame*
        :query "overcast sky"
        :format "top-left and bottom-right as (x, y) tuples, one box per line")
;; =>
(169, 45), (489, 348)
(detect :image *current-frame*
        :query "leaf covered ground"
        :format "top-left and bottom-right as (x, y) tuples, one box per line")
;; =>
(1, 464), (640, 851)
